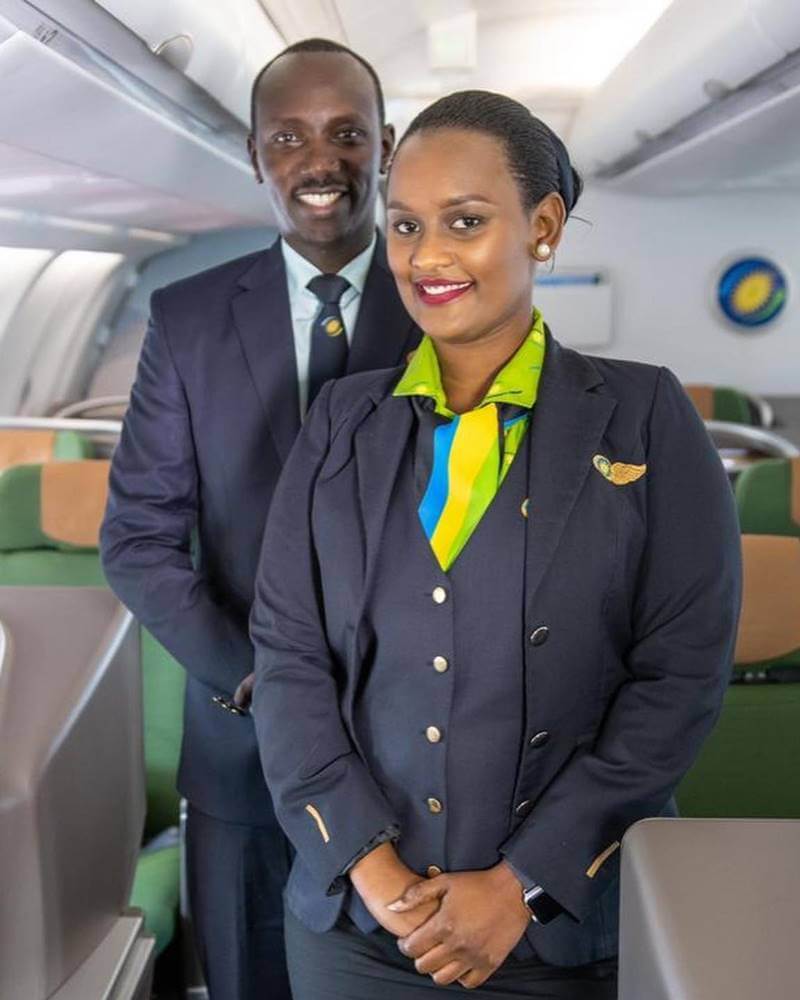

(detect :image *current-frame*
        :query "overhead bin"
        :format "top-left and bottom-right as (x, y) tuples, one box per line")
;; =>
(0, 2), (275, 236)
(94, 0), (283, 124)
(569, 0), (800, 189)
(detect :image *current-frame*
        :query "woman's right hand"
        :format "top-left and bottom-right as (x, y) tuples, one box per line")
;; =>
(349, 842), (440, 938)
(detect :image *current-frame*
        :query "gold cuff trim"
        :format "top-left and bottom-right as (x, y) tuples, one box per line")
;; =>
(585, 840), (620, 879)
(305, 804), (330, 844)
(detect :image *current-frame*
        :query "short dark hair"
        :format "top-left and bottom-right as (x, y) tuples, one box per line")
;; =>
(250, 38), (386, 134)
(396, 90), (583, 216)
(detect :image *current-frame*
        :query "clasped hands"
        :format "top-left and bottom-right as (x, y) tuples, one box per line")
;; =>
(350, 842), (530, 990)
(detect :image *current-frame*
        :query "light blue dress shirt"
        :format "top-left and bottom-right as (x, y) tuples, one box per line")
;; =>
(280, 233), (377, 418)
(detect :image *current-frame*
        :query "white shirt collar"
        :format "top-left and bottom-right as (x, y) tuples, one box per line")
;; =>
(280, 232), (377, 300)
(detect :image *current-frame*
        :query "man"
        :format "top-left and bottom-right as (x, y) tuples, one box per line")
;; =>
(101, 38), (420, 1000)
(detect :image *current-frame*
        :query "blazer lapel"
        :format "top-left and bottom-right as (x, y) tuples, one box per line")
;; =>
(343, 389), (411, 649)
(348, 233), (419, 373)
(355, 391), (413, 594)
(231, 242), (300, 465)
(525, 334), (617, 612)
(341, 388), (412, 737)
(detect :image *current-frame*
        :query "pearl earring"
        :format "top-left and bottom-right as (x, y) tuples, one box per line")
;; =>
(535, 242), (552, 261)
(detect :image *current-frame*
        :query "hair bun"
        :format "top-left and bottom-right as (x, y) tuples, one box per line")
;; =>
(569, 166), (584, 213)
(543, 126), (578, 214)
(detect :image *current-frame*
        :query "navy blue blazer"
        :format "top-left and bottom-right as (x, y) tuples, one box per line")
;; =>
(100, 234), (420, 823)
(250, 333), (742, 963)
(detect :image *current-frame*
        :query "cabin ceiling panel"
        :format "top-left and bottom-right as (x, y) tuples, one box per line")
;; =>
(0, 29), (273, 234)
(256, 0), (346, 46)
(0, 11), (13, 41)
(336, 0), (673, 137)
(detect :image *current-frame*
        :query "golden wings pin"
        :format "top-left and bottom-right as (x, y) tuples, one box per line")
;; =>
(593, 454), (646, 486)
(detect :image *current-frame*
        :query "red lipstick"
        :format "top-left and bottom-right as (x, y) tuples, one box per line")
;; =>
(414, 279), (474, 306)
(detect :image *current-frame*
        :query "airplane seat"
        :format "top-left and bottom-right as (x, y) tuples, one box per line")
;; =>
(736, 456), (800, 537)
(0, 457), (185, 957)
(0, 427), (93, 471)
(735, 456), (800, 672)
(677, 534), (800, 819)
(684, 383), (759, 425)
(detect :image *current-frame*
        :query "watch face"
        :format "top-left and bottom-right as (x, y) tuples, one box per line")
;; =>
(526, 890), (562, 925)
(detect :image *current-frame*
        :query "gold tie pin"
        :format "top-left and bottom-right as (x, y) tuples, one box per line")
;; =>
(324, 316), (344, 337)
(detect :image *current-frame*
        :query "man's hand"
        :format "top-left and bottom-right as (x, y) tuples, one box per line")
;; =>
(389, 862), (530, 988)
(233, 672), (255, 711)
(349, 842), (440, 938)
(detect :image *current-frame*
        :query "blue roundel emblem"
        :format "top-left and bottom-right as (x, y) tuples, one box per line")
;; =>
(717, 256), (787, 328)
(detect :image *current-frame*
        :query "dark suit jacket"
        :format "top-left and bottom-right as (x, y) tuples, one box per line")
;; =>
(100, 234), (420, 823)
(250, 333), (742, 962)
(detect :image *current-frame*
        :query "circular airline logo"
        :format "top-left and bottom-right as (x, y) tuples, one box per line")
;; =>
(324, 316), (344, 337)
(717, 256), (787, 329)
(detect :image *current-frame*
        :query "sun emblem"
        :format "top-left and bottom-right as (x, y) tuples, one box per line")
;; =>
(324, 316), (344, 337)
(593, 454), (612, 480)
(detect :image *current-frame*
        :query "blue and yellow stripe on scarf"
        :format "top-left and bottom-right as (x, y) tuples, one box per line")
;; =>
(394, 310), (546, 571)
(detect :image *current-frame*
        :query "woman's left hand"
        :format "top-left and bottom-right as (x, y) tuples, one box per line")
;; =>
(389, 861), (530, 988)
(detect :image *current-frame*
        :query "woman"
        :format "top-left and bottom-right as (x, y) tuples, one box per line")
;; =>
(250, 91), (741, 997)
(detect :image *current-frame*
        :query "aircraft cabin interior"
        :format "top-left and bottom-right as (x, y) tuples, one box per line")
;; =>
(0, 1), (798, 998)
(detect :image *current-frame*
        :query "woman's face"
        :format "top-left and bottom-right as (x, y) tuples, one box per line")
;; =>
(386, 128), (557, 346)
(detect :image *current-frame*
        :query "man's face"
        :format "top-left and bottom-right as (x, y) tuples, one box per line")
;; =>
(248, 52), (394, 252)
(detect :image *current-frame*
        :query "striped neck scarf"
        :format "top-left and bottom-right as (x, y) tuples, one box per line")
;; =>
(393, 310), (546, 571)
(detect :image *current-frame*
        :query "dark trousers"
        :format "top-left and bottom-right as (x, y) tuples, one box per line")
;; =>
(185, 804), (292, 1000)
(285, 907), (618, 1000)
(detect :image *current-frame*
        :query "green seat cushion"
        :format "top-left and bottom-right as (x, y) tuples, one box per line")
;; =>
(129, 843), (180, 956)
(141, 629), (185, 838)
(53, 430), (94, 460)
(735, 460), (800, 670)
(714, 386), (754, 424)
(677, 684), (800, 818)
(0, 550), (106, 586)
(0, 463), (107, 552)
(736, 459), (800, 537)
(0, 466), (49, 551)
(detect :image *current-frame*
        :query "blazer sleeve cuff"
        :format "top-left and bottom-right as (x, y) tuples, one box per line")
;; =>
(329, 824), (402, 894)
(277, 751), (401, 897)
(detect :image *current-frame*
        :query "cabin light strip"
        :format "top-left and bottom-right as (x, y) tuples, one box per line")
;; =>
(0, 208), (179, 244)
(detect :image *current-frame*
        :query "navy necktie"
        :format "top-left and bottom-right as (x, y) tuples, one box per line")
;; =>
(307, 273), (350, 409)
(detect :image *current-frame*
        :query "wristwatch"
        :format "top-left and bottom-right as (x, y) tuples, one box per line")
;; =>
(522, 884), (562, 925)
